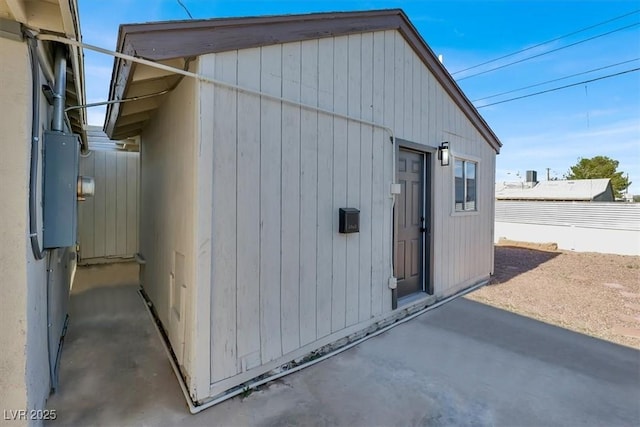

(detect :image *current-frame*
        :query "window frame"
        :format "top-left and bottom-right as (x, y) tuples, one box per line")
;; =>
(453, 157), (479, 214)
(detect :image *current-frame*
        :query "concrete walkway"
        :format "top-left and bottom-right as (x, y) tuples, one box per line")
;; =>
(47, 264), (640, 426)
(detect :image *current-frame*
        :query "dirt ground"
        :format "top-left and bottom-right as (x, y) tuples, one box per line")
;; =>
(466, 243), (640, 349)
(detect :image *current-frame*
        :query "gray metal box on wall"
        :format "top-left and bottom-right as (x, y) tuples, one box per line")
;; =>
(339, 208), (360, 233)
(43, 131), (79, 248)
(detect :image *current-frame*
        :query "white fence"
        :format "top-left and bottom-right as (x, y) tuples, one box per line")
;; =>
(78, 149), (139, 264)
(495, 201), (640, 256)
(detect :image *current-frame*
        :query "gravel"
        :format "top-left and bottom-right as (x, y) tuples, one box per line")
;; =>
(466, 244), (640, 349)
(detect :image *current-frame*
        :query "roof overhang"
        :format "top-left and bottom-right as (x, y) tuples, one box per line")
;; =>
(105, 9), (501, 152)
(86, 125), (139, 152)
(0, 0), (87, 145)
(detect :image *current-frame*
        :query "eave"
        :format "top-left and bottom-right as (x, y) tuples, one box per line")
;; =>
(1, 0), (87, 145)
(104, 9), (501, 153)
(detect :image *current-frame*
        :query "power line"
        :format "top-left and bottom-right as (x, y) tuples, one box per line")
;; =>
(472, 58), (640, 102)
(475, 67), (640, 108)
(176, 0), (194, 19)
(457, 22), (639, 81)
(452, 9), (640, 75)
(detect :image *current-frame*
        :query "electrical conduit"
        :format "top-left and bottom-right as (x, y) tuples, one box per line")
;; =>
(26, 34), (45, 260)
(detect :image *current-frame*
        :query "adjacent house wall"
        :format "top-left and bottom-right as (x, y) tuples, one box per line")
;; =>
(0, 35), (75, 424)
(139, 72), (197, 375)
(0, 35), (32, 419)
(195, 29), (496, 396)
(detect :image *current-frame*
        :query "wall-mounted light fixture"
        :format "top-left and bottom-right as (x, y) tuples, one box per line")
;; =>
(438, 141), (450, 166)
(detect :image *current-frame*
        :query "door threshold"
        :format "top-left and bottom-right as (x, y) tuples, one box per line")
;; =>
(398, 291), (436, 307)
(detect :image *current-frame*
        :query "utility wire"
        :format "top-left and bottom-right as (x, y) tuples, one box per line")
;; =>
(457, 22), (639, 81)
(476, 67), (640, 108)
(452, 9), (640, 75)
(177, 0), (194, 19)
(472, 58), (640, 102)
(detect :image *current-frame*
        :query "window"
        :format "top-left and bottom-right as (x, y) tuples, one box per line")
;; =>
(455, 159), (477, 211)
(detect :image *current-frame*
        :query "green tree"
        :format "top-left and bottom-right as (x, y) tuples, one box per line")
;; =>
(565, 156), (631, 199)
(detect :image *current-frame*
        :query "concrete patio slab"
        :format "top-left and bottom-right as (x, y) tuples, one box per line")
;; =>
(46, 264), (640, 426)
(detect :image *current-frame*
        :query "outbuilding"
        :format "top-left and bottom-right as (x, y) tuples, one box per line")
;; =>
(104, 9), (501, 408)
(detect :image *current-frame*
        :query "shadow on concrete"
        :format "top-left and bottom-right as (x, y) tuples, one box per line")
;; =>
(47, 264), (640, 426)
(71, 261), (139, 293)
(490, 245), (560, 284)
(427, 298), (640, 387)
(47, 263), (185, 426)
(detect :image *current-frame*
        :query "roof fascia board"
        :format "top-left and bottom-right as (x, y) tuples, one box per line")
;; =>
(103, 23), (130, 134)
(104, 42), (137, 137)
(57, 0), (76, 38)
(119, 9), (400, 34)
(123, 13), (402, 61)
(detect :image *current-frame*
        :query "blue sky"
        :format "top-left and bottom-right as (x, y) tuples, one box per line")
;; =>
(78, 0), (640, 194)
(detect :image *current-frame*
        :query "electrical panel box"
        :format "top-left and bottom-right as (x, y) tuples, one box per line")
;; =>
(43, 131), (79, 249)
(339, 208), (360, 234)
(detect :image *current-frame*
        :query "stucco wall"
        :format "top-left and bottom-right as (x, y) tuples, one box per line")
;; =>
(0, 36), (74, 426)
(0, 35), (31, 421)
(0, 35), (52, 425)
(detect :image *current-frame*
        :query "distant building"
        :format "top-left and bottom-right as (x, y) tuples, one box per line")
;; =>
(496, 176), (614, 202)
(621, 193), (634, 203)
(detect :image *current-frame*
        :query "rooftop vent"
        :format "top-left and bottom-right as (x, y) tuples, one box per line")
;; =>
(525, 170), (538, 184)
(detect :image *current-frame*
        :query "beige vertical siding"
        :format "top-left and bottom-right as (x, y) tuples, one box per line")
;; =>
(199, 40), (393, 386)
(196, 28), (495, 391)
(78, 150), (139, 262)
(139, 73), (196, 372)
(300, 39), (319, 345)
